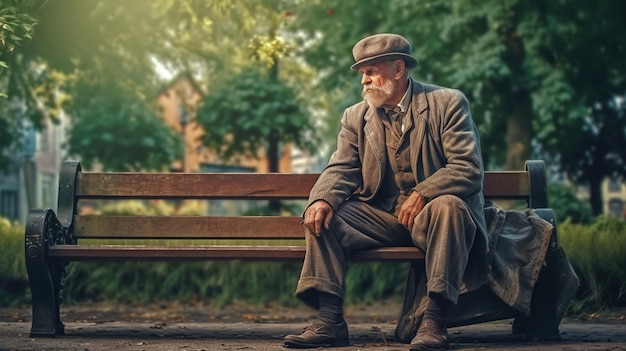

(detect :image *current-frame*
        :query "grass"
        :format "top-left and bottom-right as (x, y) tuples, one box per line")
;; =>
(0, 218), (30, 307)
(559, 215), (626, 314)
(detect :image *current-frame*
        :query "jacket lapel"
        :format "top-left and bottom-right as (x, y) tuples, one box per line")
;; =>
(408, 79), (429, 177)
(364, 106), (387, 184)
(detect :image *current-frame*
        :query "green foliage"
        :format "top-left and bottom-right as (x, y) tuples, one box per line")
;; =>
(292, 0), (626, 184)
(548, 183), (594, 224)
(0, 0), (37, 76)
(61, 261), (304, 307)
(0, 0), (38, 168)
(249, 35), (291, 68)
(560, 216), (626, 313)
(64, 103), (181, 172)
(2, 0), (626, 210)
(197, 66), (317, 163)
(0, 217), (29, 307)
(64, 73), (181, 171)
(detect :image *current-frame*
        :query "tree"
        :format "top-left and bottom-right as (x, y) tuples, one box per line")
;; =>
(551, 98), (626, 215)
(537, 1), (626, 215)
(0, 0), (181, 171)
(155, 0), (319, 173)
(291, 0), (626, 214)
(65, 73), (181, 171)
(0, 0), (38, 169)
(197, 66), (316, 171)
(2, 0), (321, 172)
(5, 0), (625, 216)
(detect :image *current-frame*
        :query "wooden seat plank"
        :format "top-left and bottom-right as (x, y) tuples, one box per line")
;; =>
(48, 245), (424, 261)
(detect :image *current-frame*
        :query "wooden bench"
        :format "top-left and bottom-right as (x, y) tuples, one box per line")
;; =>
(25, 159), (557, 337)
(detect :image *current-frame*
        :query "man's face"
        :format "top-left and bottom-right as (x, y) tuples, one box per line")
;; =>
(359, 61), (396, 108)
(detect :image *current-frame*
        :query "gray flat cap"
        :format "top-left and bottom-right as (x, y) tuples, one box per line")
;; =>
(350, 33), (418, 71)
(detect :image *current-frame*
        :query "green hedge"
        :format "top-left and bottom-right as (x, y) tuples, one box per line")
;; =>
(0, 218), (30, 307)
(559, 215), (626, 313)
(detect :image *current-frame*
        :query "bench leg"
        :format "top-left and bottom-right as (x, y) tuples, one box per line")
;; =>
(25, 209), (67, 337)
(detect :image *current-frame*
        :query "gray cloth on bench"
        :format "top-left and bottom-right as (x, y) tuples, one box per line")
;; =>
(485, 201), (552, 313)
(484, 201), (579, 318)
(396, 201), (579, 340)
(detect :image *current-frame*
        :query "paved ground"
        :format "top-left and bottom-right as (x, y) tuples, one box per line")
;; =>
(1, 302), (625, 350)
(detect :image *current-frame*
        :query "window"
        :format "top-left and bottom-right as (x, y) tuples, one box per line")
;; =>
(0, 190), (18, 221)
(608, 178), (622, 192)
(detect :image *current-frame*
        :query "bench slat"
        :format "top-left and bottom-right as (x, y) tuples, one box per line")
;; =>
(74, 215), (304, 239)
(483, 172), (529, 198)
(76, 172), (530, 199)
(77, 173), (318, 199)
(48, 245), (424, 261)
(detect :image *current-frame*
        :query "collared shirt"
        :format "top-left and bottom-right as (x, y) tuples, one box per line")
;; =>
(383, 79), (412, 133)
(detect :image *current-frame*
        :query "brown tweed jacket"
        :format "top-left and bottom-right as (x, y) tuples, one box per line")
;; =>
(308, 78), (487, 238)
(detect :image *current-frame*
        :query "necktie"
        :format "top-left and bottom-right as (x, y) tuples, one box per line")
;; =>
(387, 106), (403, 135)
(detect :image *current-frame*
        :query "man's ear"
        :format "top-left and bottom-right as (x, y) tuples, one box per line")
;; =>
(394, 60), (405, 80)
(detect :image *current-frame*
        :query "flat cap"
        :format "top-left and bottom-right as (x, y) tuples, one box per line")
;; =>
(350, 33), (418, 71)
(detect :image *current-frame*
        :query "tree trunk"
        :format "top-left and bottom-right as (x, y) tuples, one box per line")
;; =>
(268, 130), (280, 173)
(268, 130), (280, 212)
(506, 90), (532, 171)
(588, 175), (604, 216)
(267, 46), (281, 212)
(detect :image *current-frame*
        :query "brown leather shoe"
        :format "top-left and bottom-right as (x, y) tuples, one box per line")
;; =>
(409, 319), (448, 351)
(284, 319), (350, 348)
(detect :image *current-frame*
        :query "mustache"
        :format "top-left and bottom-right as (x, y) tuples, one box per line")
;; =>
(362, 84), (383, 93)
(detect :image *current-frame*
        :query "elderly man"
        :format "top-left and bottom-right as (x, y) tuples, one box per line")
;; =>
(284, 33), (489, 351)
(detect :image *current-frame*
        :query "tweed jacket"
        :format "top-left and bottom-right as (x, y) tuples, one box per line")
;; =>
(308, 78), (487, 241)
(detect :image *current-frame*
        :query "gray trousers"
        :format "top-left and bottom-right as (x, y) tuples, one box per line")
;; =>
(295, 194), (478, 309)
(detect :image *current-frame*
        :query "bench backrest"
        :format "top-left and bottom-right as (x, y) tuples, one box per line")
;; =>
(57, 160), (547, 242)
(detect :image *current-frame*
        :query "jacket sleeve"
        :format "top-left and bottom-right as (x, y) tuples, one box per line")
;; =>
(306, 109), (363, 211)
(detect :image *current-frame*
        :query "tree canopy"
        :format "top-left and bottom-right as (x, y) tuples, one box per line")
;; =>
(0, 0), (38, 167)
(2, 0), (626, 214)
(291, 0), (626, 214)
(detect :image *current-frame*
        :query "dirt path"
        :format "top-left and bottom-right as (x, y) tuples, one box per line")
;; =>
(1, 302), (625, 350)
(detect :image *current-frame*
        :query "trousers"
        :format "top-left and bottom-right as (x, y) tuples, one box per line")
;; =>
(295, 194), (479, 309)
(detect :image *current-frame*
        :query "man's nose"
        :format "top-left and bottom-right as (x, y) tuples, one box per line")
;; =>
(361, 74), (371, 85)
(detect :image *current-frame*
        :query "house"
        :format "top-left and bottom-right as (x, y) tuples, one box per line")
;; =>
(0, 107), (66, 224)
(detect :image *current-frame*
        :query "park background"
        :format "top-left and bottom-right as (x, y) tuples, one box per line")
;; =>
(1, 0), (625, 318)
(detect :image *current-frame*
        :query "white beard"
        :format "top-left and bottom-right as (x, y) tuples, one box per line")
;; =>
(362, 79), (395, 108)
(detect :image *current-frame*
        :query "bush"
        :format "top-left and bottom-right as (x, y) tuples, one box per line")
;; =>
(0, 217), (29, 307)
(548, 183), (594, 224)
(62, 261), (304, 307)
(559, 215), (626, 313)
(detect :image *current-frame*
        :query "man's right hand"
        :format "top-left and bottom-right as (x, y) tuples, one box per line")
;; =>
(303, 200), (334, 236)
